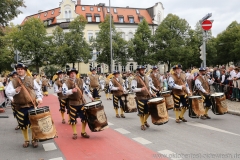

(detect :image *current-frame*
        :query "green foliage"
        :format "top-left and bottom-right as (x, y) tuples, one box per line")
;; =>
(64, 15), (91, 67)
(128, 19), (153, 65)
(0, 0), (25, 26)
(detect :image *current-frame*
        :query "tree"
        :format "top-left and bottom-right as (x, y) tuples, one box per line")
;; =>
(91, 15), (128, 72)
(65, 15), (91, 67)
(128, 19), (153, 65)
(154, 14), (194, 70)
(0, 0), (25, 27)
(9, 18), (50, 72)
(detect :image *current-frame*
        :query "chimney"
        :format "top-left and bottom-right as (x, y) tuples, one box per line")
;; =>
(77, 0), (81, 5)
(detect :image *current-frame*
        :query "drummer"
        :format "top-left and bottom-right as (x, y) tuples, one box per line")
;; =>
(149, 66), (162, 97)
(168, 64), (191, 123)
(109, 71), (127, 118)
(195, 68), (215, 119)
(62, 68), (94, 139)
(131, 66), (155, 130)
(5, 63), (43, 148)
(86, 68), (101, 100)
(53, 70), (68, 124)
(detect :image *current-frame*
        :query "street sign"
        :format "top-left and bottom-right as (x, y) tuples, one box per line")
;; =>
(201, 20), (212, 30)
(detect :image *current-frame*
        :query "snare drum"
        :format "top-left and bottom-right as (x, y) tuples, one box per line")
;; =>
(188, 96), (205, 118)
(147, 97), (168, 125)
(28, 106), (57, 142)
(160, 91), (174, 110)
(210, 93), (228, 115)
(84, 101), (108, 132)
(121, 93), (137, 113)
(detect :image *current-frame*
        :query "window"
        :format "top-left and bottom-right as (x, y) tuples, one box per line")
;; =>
(96, 17), (100, 22)
(38, 14), (40, 18)
(119, 17), (124, 23)
(95, 31), (99, 37)
(129, 63), (133, 71)
(51, 10), (54, 15)
(114, 8), (117, 13)
(114, 64), (119, 71)
(128, 32), (133, 39)
(48, 20), (52, 25)
(90, 7), (93, 11)
(87, 16), (92, 22)
(129, 18), (134, 23)
(107, 8), (110, 13)
(82, 7), (85, 11)
(122, 66), (126, 72)
(139, 17), (143, 22)
(65, 11), (68, 18)
(44, 12), (48, 17)
(88, 33), (93, 41)
(158, 13), (161, 23)
(69, 11), (71, 18)
(136, 9), (140, 14)
(98, 7), (101, 12)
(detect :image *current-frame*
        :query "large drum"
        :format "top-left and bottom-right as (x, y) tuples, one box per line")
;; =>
(84, 101), (108, 132)
(121, 92), (137, 113)
(160, 91), (174, 110)
(147, 97), (168, 125)
(188, 96), (205, 118)
(28, 106), (57, 142)
(210, 93), (228, 115)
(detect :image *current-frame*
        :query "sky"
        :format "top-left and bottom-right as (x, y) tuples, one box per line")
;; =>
(12, 0), (240, 37)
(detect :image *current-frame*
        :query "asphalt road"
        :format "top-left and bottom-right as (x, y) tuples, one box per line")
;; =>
(0, 87), (240, 160)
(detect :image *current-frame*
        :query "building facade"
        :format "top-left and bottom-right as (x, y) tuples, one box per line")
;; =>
(21, 0), (166, 74)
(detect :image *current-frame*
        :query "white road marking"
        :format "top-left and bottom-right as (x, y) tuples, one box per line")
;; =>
(186, 121), (240, 137)
(49, 157), (64, 160)
(114, 128), (130, 134)
(43, 142), (57, 151)
(108, 122), (114, 125)
(158, 150), (182, 160)
(132, 137), (152, 145)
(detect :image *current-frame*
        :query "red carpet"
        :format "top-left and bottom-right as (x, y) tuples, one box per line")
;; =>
(42, 95), (167, 160)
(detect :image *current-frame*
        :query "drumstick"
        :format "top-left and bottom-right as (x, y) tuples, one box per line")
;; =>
(137, 76), (152, 97)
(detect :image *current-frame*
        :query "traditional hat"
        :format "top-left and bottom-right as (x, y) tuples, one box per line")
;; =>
(152, 66), (158, 70)
(15, 63), (27, 70)
(136, 65), (146, 70)
(199, 67), (206, 71)
(90, 68), (96, 72)
(56, 70), (64, 75)
(10, 71), (17, 77)
(67, 68), (78, 75)
(113, 70), (120, 75)
(32, 73), (38, 76)
(172, 64), (182, 69)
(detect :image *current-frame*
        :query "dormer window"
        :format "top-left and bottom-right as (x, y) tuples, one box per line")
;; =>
(138, 15), (144, 22)
(82, 7), (85, 11)
(128, 15), (134, 23)
(44, 12), (47, 17)
(90, 7), (94, 11)
(118, 15), (124, 23)
(86, 13), (92, 22)
(98, 7), (101, 12)
(51, 10), (54, 15)
(107, 8), (110, 13)
(113, 8), (117, 13)
(94, 14), (100, 22)
(136, 9), (140, 14)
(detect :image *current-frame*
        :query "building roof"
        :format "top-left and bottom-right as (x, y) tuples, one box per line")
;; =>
(21, 3), (154, 25)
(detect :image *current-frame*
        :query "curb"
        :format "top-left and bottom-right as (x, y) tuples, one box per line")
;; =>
(227, 110), (240, 116)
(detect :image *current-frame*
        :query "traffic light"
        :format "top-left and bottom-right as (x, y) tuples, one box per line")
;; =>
(199, 45), (204, 60)
(65, 65), (70, 71)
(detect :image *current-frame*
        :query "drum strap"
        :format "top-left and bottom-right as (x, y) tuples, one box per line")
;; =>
(17, 78), (36, 108)
(137, 76), (151, 97)
(75, 84), (87, 104)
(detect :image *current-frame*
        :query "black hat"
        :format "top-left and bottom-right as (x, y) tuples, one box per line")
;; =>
(136, 65), (146, 70)
(90, 68), (96, 72)
(67, 68), (78, 75)
(113, 71), (120, 75)
(172, 64), (182, 69)
(32, 73), (38, 76)
(15, 63), (27, 70)
(56, 70), (64, 75)
(10, 71), (17, 77)
(152, 66), (158, 70)
(199, 67), (206, 71)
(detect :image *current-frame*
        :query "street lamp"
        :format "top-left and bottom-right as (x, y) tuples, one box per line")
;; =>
(109, 0), (113, 73)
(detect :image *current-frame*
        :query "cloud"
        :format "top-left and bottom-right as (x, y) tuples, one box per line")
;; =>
(11, 0), (240, 37)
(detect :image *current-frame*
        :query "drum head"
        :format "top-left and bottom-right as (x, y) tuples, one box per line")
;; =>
(85, 101), (101, 107)
(161, 91), (171, 94)
(188, 96), (202, 99)
(148, 97), (163, 102)
(211, 93), (224, 97)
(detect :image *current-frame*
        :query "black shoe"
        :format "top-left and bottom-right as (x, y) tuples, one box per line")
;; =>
(81, 132), (90, 138)
(144, 122), (150, 128)
(120, 114), (125, 118)
(175, 119), (181, 123)
(141, 125), (146, 130)
(179, 117), (187, 122)
(204, 115), (211, 119)
(200, 115), (207, 120)
(116, 114), (120, 118)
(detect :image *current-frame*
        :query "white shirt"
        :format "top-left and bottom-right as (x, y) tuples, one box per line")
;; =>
(131, 75), (153, 94)
(5, 76), (43, 101)
(53, 78), (63, 94)
(109, 77), (126, 91)
(221, 75), (226, 83)
(229, 70), (237, 80)
(168, 76), (190, 94)
(195, 75), (214, 93)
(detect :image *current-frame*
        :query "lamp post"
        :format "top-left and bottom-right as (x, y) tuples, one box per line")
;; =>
(109, 0), (113, 73)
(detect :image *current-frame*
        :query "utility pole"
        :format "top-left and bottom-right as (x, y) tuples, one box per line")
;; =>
(109, 0), (113, 73)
